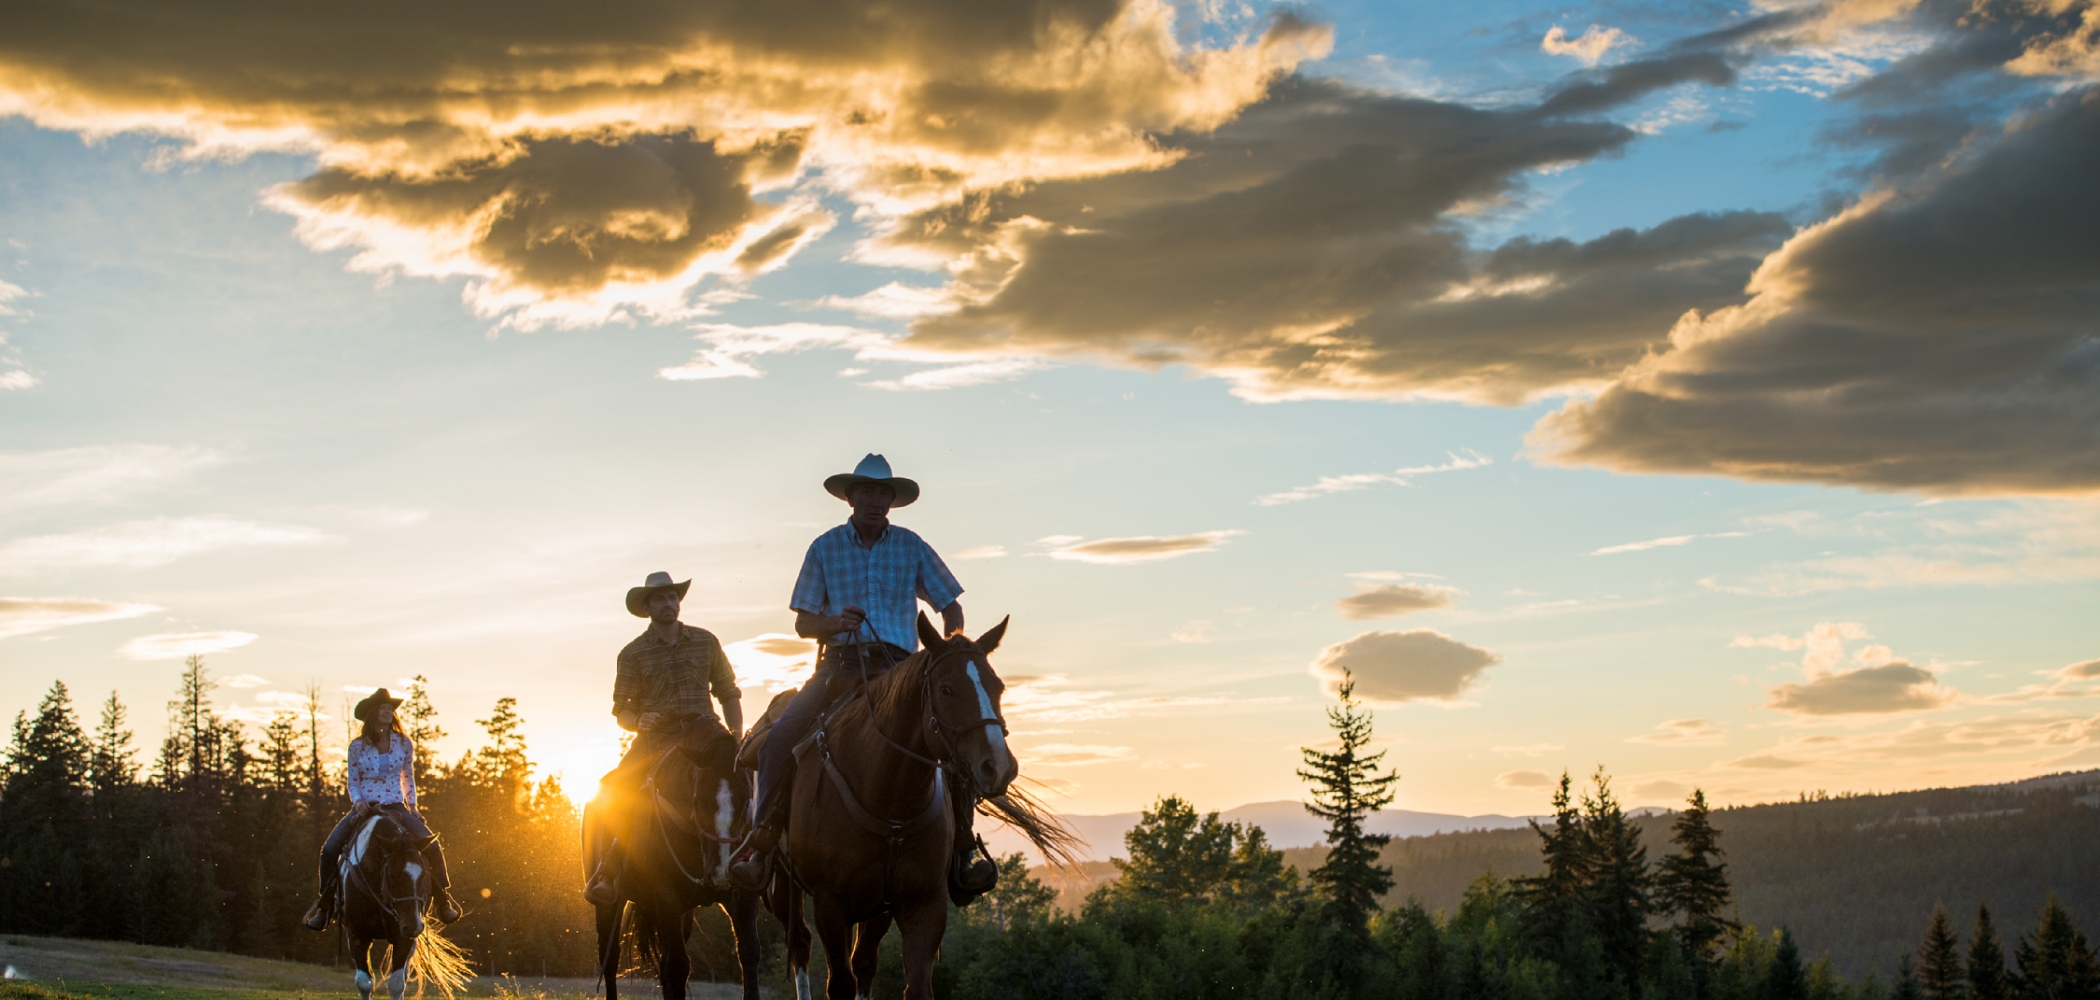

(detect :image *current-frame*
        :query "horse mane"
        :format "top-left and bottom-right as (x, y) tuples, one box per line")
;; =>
(850, 635), (1088, 873)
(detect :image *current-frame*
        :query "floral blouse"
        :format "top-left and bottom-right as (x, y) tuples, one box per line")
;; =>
(347, 732), (416, 808)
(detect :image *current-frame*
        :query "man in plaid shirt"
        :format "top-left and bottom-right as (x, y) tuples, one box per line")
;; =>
(730, 453), (997, 899)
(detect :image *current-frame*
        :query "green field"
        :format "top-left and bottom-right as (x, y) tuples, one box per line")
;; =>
(0, 936), (743, 1000)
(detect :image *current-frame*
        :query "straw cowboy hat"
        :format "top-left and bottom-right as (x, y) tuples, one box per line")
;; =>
(354, 688), (404, 724)
(626, 570), (691, 617)
(823, 453), (920, 507)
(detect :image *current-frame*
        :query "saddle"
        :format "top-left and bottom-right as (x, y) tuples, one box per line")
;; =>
(733, 679), (871, 773)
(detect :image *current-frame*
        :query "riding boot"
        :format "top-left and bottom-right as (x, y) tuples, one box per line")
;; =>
(948, 838), (999, 907)
(303, 862), (339, 931)
(726, 823), (780, 891)
(584, 839), (626, 907)
(425, 841), (462, 923)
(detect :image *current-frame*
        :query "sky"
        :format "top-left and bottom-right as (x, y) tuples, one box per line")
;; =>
(2, 0), (2096, 825)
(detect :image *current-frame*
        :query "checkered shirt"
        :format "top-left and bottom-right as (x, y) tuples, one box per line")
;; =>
(613, 624), (741, 730)
(790, 523), (964, 653)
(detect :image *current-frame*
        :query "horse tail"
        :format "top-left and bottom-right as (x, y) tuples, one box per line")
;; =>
(981, 782), (1086, 873)
(406, 921), (473, 999)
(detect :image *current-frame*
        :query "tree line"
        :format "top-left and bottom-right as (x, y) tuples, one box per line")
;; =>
(4, 664), (2097, 999)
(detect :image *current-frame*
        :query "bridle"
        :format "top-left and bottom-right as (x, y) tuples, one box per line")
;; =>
(846, 627), (1007, 780)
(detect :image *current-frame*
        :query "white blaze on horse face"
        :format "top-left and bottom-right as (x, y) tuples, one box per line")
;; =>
(965, 662), (1010, 760)
(713, 778), (736, 882)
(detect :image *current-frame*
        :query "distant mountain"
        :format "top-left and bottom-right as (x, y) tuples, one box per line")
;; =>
(981, 800), (1533, 861)
(1006, 770), (2100, 981)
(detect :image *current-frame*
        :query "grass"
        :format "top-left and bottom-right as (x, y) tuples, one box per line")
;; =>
(0, 936), (744, 999)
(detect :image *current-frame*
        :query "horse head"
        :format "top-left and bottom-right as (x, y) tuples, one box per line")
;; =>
(359, 812), (432, 940)
(916, 612), (1018, 797)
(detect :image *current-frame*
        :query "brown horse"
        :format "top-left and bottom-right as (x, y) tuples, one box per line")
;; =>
(772, 613), (1077, 1000)
(338, 812), (470, 1000)
(587, 726), (763, 1000)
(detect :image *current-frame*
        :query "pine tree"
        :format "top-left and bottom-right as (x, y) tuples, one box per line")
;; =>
(1112, 795), (1237, 911)
(1656, 788), (1739, 960)
(1296, 670), (1399, 936)
(1515, 770), (1590, 960)
(1920, 905), (1969, 1000)
(1581, 768), (1651, 987)
(1971, 906), (2013, 1000)
(1896, 955), (1926, 1000)
(2015, 896), (2100, 1000)
(2, 681), (93, 822)
(401, 674), (446, 786)
(88, 691), (137, 799)
(1768, 928), (1811, 1000)
(260, 712), (302, 793)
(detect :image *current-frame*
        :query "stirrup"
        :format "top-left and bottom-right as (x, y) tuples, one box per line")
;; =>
(302, 895), (334, 931)
(727, 849), (773, 891)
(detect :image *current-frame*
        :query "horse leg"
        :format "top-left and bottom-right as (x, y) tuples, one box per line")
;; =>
(894, 898), (948, 1000)
(849, 915), (892, 1000)
(810, 896), (860, 1000)
(596, 902), (623, 1000)
(387, 936), (411, 1000)
(771, 878), (813, 1000)
(350, 934), (375, 1000)
(656, 908), (691, 1000)
(728, 892), (764, 1000)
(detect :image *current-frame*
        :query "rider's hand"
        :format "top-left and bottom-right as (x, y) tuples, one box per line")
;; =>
(837, 606), (867, 633)
(638, 711), (663, 730)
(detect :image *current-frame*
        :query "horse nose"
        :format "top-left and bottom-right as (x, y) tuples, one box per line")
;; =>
(974, 754), (1010, 794)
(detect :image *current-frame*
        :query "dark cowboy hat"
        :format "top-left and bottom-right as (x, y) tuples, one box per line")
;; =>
(354, 688), (404, 724)
(626, 570), (692, 618)
(823, 453), (920, 507)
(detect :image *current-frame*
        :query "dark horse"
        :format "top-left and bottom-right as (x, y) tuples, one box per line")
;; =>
(339, 811), (470, 1000)
(767, 613), (1077, 1000)
(587, 726), (764, 1000)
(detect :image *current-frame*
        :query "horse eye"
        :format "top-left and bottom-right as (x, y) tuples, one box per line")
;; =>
(939, 685), (954, 696)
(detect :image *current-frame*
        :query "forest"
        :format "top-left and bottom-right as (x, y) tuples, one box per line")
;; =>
(4, 662), (2098, 1000)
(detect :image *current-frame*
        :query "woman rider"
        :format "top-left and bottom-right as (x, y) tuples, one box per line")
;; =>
(302, 688), (462, 930)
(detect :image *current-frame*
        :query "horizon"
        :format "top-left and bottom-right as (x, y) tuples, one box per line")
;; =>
(4, 0), (2096, 820)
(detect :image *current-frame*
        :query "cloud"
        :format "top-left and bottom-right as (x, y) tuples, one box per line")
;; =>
(1533, 87), (2100, 495)
(1497, 769), (1554, 789)
(0, 516), (333, 570)
(1024, 744), (1138, 767)
(902, 72), (1785, 407)
(221, 674), (271, 688)
(1542, 25), (1636, 66)
(1627, 718), (1728, 746)
(954, 545), (1008, 560)
(119, 630), (258, 660)
(722, 632), (818, 692)
(1492, 743), (1565, 757)
(1590, 530), (1748, 555)
(0, 370), (36, 391)
(1769, 661), (1959, 715)
(1703, 500), (2100, 595)
(0, 596), (162, 639)
(0, 0), (1331, 329)
(0, 445), (222, 513)
(1720, 752), (1811, 770)
(1046, 530), (1245, 564)
(1309, 628), (1501, 704)
(1255, 450), (1491, 505)
(859, 357), (1043, 391)
(1336, 582), (1457, 620)
(2063, 659), (2100, 680)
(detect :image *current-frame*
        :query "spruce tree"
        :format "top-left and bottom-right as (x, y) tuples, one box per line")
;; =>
(1656, 788), (1739, 960)
(1897, 955), (1927, 1000)
(88, 691), (137, 799)
(1582, 769), (1651, 988)
(1971, 906), (2013, 1000)
(1296, 670), (1399, 936)
(2015, 897), (2100, 1000)
(402, 674), (446, 786)
(2, 681), (93, 823)
(1921, 905), (1969, 1000)
(1768, 928), (1811, 1000)
(1515, 770), (1590, 960)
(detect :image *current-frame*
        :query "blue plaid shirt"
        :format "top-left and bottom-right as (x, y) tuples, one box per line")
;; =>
(790, 523), (963, 653)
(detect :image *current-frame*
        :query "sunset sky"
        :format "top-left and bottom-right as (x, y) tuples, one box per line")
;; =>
(3, 0), (2096, 825)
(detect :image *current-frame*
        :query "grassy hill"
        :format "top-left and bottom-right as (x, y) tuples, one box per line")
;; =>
(0, 934), (741, 1000)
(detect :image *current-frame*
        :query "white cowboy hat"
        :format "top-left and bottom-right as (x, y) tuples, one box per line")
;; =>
(823, 453), (920, 507)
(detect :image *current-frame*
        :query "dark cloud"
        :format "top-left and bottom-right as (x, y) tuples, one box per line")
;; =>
(1767, 661), (1957, 715)
(1532, 51), (1737, 119)
(1536, 88), (2100, 494)
(1337, 583), (1454, 620)
(901, 77), (1779, 403)
(1309, 629), (1501, 704)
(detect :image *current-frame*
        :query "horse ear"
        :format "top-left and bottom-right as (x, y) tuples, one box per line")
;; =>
(975, 616), (1010, 656)
(917, 611), (944, 649)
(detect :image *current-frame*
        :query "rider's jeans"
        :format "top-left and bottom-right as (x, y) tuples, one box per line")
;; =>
(751, 643), (908, 828)
(319, 803), (449, 889)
